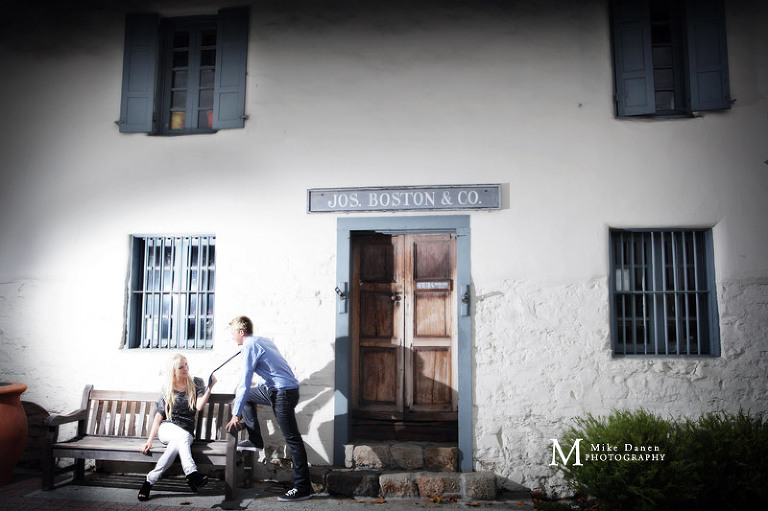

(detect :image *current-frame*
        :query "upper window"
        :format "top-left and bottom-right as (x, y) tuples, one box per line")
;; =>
(610, 229), (720, 356)
(610, 0), (730, 118)
(118, 7), (248, 134)
(127, 235), (216, 349)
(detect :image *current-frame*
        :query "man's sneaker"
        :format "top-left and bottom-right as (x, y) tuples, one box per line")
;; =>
(278, 487), (312, 502)
(237, 439), (261, 451)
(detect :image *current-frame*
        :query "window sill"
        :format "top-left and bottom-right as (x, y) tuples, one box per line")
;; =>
(617, 111), (695, 120)
(150, 129), (219, 136)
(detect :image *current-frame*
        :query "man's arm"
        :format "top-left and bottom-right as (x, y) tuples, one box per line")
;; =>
(227, 338), (262, 432)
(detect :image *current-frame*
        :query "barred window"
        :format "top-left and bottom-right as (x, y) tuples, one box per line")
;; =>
(610, 229), (719, 356)
(127, 235), (215, 349)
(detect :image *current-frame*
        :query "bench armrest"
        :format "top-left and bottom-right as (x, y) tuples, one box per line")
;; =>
(44, 409), (88, 428)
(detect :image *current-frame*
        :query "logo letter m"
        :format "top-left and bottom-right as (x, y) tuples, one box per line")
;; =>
(549, 438), (583, 466)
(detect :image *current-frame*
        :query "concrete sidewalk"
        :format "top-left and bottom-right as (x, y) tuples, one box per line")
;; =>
(0, 472), (537, 511)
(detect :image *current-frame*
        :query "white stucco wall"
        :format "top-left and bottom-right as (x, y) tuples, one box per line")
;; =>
(1, 0), (766, 492)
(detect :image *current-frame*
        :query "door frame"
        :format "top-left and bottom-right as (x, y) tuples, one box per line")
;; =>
(333, 215), (472, 471)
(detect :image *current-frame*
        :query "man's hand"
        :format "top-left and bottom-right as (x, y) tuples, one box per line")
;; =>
(226, 415), (243, 435)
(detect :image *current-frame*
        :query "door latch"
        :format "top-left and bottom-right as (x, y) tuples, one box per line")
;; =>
(391, 293), (402, 306)
(335, 283), (348, 314)
(460, 285), (470, 316)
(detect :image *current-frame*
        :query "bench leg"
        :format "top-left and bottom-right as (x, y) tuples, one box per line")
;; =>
(42, 454), (55, 490)
(225, 441), (236, 500)
(74, 459), (85, 482)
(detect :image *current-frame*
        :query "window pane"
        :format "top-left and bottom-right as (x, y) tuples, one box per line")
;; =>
(200, 49), (216, 66)
(652, 46), (673, 67)
(200, 69), (214, 88)
(655, 91), (675, 110)
(199, 89), (213, 109)
(170, 111), (186, 130)
(198, 110), (213, 129)
(654, 69), (674, 89)
(651, 25), (671, 44)
(201, 29), (217, 47)
(173, 51), (189, 68)
(173, 70), (188, 88)
(173, 31), (189, 48)
(171, 91), (187, 109)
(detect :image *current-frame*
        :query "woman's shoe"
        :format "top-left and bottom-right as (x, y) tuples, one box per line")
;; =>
(137, 480), (152, 501)
(186, 471), (209, 491)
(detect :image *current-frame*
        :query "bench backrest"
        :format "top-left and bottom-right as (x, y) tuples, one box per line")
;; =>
(85, 389), (235, 441)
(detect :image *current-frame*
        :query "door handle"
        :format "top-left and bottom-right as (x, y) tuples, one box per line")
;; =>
(391, 293), (402, 306)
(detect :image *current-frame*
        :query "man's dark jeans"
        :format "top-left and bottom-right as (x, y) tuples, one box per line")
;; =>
(242, 385), (310, 492)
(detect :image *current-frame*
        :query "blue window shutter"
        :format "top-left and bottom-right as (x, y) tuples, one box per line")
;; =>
(118, 14), (158, 133)
(686, 0), (731, 111)
(213, 7), (249, 130)
(611, 0), (654, 117)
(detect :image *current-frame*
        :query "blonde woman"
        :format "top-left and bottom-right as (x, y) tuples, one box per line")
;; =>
(137, 354), (216, 501)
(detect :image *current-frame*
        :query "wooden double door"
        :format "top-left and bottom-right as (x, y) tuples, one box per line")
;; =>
(350, 232), (458, 441)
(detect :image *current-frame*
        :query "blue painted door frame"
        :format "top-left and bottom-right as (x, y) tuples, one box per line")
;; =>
(333, 215), (472, 471)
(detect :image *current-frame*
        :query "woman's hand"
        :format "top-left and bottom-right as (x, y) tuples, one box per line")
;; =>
(139, 440), (152, 455)
(209, 374), (217, 387)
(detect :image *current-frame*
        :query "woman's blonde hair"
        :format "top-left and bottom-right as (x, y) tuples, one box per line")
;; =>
(163, 354), (197, 419)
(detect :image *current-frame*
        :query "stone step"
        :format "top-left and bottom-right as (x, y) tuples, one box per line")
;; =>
(325, 470), (497, 501)
(343, 441), (458, 472)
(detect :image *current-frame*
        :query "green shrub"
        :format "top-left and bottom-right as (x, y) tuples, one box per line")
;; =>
(555, 409), (768, 511)
(676, 410), (768, 510)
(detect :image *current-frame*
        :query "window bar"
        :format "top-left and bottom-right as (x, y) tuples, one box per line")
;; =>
(205, 237), (214, 347)
(197, 236), (205, 349)
(146, 239), (154, 348)
(692, 232), (702, 354)
(209, 237), (215, 346)
(641, 233), (649, 353)
(191, 236), (199, 349)
(652, 232), (661, 355)
(155, 237), (164, 348)
(648, 233), (654, 354)
(154, 239), (161, 347)
(171, 237), (180, 348)
(651, 233), (667, 355)
(670, 231), (681, 355)
(681, 231), (691, 355)
(140, 239), (151, 348)
(660, 232), (669, 355)
(163, 237), (171, 348)
(183, 236), (192, 349)
(629, 232), (637, 352)
(186, 236), (193, 348)
(618, 233), (627, 354)
(199, 237), (206, 349)
(162, 237), (172, 348)
(151, 238), (159, 348)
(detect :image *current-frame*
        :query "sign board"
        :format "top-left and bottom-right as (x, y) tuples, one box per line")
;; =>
(308, 184), (501, 213)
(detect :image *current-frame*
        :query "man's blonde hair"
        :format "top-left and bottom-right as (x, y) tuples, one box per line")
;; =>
(228, 315), (253, 335)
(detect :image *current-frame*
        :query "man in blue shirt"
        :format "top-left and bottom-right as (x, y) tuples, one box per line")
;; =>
(225, 315), (312, 502)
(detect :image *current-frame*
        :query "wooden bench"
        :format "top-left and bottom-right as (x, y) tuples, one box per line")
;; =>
(43, 385), (247, 500)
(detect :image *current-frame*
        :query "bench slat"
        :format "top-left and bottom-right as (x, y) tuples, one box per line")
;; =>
(126, 401), (137, 436)
(89, 390), (160, 401)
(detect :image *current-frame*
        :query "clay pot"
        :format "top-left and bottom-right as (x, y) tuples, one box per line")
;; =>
(0, 382), (28, 485)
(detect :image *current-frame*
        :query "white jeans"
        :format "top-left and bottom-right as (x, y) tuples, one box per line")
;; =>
(146, 422), (197, 485)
